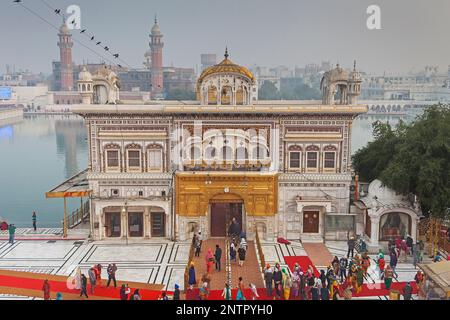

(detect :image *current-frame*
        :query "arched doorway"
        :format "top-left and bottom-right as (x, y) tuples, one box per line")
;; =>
(379, 212), (412, 241)
(209, 194), (244, 237)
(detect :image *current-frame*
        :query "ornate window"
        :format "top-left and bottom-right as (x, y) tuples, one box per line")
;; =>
(222, 146), (234, 162)
(306, 145), (320, 172)
(148, 144), (163, 172)
(107, 151), (119, 167)
(236, 147), (249, 164)
(204, 146), (217, 160)
(104, 144), (121, 172)
(126, 144), (142, 172)
(288, 146), (302, 171)
(323, 145), (337, 171)
(324, 152), (336, 169)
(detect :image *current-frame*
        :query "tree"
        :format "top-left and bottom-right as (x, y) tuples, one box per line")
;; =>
(258, 81), (279, 100)
(165, 89), (196, 101)
(353, 105), (450, 219)
(279, 83), (321, 100)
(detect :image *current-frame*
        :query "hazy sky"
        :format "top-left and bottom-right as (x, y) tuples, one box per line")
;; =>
(1, 0), (450, 75)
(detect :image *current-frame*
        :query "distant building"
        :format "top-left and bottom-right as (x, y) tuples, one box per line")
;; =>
(1, 65), (47, 87)
(201, 54), (217, 72)
(57, 20), (74, 92)
(164, 67), (196, 93)
(51, 17), (195, 100)
(361, 65), (450, 102)
(149, 17), (164, 99)
(118, 70), (152, 92)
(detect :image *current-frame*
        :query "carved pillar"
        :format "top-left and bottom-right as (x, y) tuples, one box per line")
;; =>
(97, 204), (103, 240)
(121, 208), (127, 238)
(204, 87), (208, 105)
(217, 86), (221, 105)
(369, 211), (380, 247)
(144, 207), (150, 238)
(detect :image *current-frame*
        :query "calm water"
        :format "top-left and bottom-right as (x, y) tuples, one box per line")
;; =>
(0, 115), (88, 227)
(0, 112), (419, 227)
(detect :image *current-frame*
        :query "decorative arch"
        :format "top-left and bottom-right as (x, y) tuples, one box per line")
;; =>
(324, 145), (337, 151)
(207, 85), (218, 105)
(104, 143), (121, 150)
(221, 85), (233, 105)
(125, 143), (142, 150)
(378, 209), (416, 241)
(306, 145), (320, 152)
(288, 145), (302, 151)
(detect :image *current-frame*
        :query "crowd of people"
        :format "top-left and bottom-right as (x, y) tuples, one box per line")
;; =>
(185, 233), (429, 301)
(40, 263), (146, 300)
(258, 235), (427, 300)
(38, 228), (441, 300)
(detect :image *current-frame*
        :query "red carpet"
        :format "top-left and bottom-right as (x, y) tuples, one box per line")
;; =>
(0, 274), (162, 300)
(284, 256), (320, 277)
(354, 281), (418, 297)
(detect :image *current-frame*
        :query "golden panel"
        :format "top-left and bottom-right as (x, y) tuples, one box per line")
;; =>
(175, 172), (278, 217)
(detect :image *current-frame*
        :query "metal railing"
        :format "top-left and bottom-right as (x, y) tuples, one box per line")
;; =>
(419, 217), (449, 257)
(255, 229), (266, 274)
(62, 201), (90, 230)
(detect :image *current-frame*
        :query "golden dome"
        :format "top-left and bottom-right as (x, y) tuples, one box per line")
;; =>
(197, 52), (255, 85)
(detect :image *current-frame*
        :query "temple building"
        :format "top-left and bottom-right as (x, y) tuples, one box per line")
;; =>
(69, 51), (369, 243)
(354, 179), (422, 250)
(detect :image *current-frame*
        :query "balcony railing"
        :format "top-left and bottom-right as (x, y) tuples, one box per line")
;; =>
(62, 201), (90, 230)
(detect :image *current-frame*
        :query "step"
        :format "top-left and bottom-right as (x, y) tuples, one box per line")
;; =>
(300, 234), (324, 244)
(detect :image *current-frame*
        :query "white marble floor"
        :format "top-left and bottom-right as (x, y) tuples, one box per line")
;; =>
(0, 238), (424, 300)
(0, 238), (191, 300)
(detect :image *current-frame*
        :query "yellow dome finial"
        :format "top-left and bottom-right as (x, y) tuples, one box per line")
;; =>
(224, 47), (229, 60)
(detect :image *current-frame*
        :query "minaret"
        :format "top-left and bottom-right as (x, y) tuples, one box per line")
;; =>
(58, 17), (74, 91)
(149, 15), (164, 99)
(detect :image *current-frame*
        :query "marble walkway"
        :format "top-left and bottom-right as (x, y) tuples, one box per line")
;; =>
(0, 238), (190, 300)
(0, 235), (426, 300)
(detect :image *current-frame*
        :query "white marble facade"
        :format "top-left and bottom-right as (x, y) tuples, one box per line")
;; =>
(75, 61), (367, 243)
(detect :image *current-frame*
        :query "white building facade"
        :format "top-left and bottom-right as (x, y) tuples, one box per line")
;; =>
(73, 53), (368, 243)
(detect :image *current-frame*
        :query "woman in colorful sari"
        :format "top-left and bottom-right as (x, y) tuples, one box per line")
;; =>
(305, 268), (315, 300)
(291, 269), (301, 299)
(281, 268), (292, 300)
(362, 252), (371, 276)
(221, 283), (232, 300)
(350, 265), (359, 294)
(236, 277), (246, 300)
(205, 249), (214, 273)
(356, 266), (364, 294)
(74, 267), (82, 290)
(330, 280), (340, 300)
(342, 277), (353, 300)
(384, 265), (393, 290)
(42, 279), (51, 300)
(199, 282), (210, 300)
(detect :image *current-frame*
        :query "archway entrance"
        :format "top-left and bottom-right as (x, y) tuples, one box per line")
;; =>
(210, 202), (243, 238)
